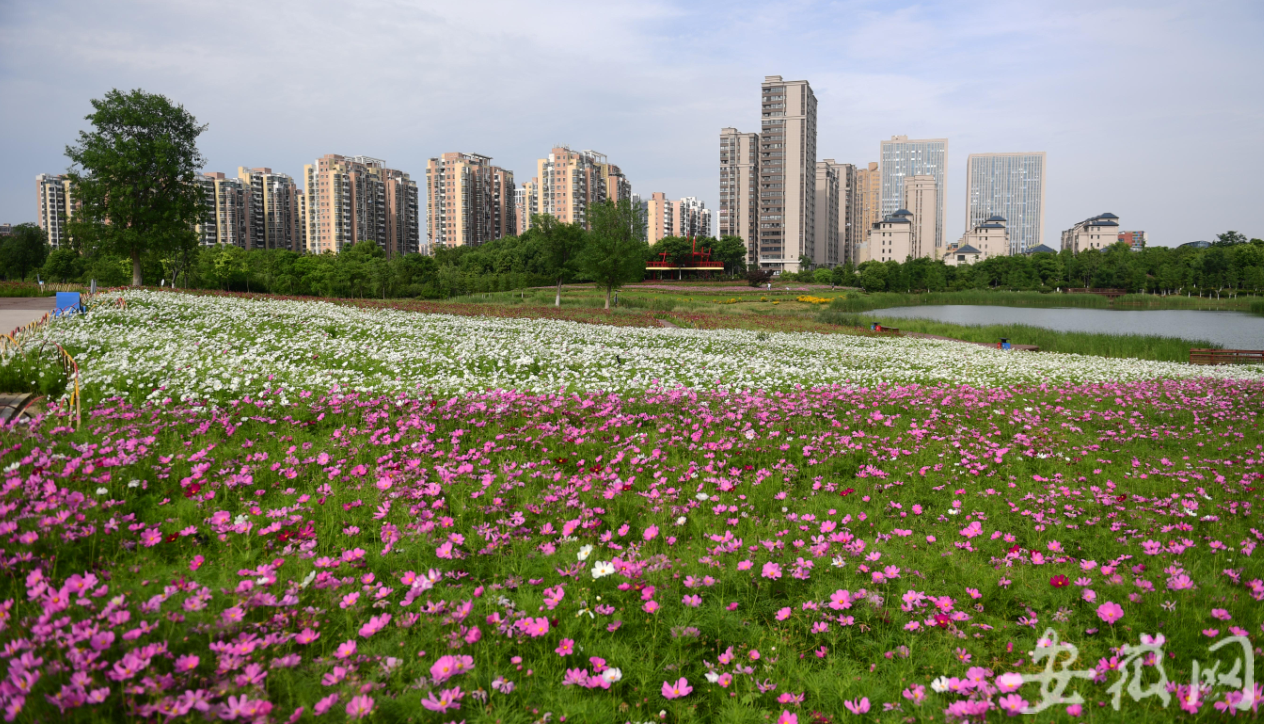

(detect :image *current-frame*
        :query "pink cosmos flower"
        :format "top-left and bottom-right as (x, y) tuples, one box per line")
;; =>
(643, 600), (660, 614)
(189, 555), (204, 571)
(829, 589), (853, 610)
(775, 607), (792, 621)
(998, 694), (1028, 715)
(777, 711), (798, 724)
(555, 639), (575, 656)
(762, 562), (782, 580)
(737, 560), (753, 571)
(1210, 608), (1232, 621)
(662, 677), (692, 699)
(643, 525), (659, 541)
(844, 697), (871, 714)
(345, 695), (374, 719)
(1096, 602), (1124, 624)
(175, 655), (199, 672)
(334, 640), (357, 659)
(996, 672), (1024, 692)
(683, 594), (701, 607)
(313, 694), (340, 715)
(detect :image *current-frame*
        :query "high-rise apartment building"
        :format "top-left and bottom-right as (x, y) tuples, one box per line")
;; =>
(304, 154), (418, 256)
(1061, 213), (1120, 254)
(719, 127), (760, 266)
(833, 162), (856, 267)
(646, 192), (673, 244)
(196, 172), (251, 247)
(515, 179), (538, 236)
(36, 173), (74, 249)
(965, 152), (1046, 254)
(759, 75), (817, 272)
(813, 161), (840, 267)
(530, 146), (625, 229)
(902, 174), (937, 259)
(238, 167), (301, 251)
(426, 152), (514, 248)
(673, 197), (711, 238)
(851, 162), (881, 264)
(880, 136), (947, 249)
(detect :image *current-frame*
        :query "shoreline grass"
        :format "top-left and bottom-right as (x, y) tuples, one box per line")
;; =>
(820, 308), (1219, 363)
(825, 290), (1256, 313)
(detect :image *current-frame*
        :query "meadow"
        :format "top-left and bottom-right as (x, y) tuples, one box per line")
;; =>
(0, 290), (1261, 723)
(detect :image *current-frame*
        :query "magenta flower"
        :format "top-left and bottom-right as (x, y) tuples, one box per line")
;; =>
(643, 525), (659, 541)
(844, 697), (871, 714)
(1096, 601), (1124, 624)
(345, 695), (374, 719)
(762, 562), (782, 580)
(555, 639), (575, 656)
(334, 640), (357, 659)
(683, 594), (702, 607)
(662, 677), (692, 699)
(777, 711), (798, 724)
(829, 589), (853, 610)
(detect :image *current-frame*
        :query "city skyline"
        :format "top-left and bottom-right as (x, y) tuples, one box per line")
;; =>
(2, 1), (1261, 248)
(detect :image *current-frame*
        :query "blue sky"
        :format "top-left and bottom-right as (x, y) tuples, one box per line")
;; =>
(1, 0), (1261, 246)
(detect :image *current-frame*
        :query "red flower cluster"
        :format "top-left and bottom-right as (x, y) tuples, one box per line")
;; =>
(1050, 575), (1070, 588)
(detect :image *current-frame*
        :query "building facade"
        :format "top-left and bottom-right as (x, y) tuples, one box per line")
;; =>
(1060, 213), (1120, 254)
(865, 211), (913, 263)
(850, 161), (880, 267)
(196, 172), (251, 247)
(531, 146), (622, 229)
(515, 179), (538, 236)
(719, 127), (761, 266)
(426, 152), (514, 249)
(36, 173), (74, 249)
(673, 197), (710, 238)
(304, 154), (418, 256)
(946, 215), (1009, 266)
(238, 167), (301, 251)
(879, 135), (947, 249)
(813, 160), (840, 267)
(759, 75), (817, 272)
(965, 152), (1046, 254)
(646, 192), (673, 243)
(1119, 230), (1146, 251)
(902, 174), (937, 260)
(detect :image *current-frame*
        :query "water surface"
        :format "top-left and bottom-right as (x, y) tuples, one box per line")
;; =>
(862, 305), (1264, 350)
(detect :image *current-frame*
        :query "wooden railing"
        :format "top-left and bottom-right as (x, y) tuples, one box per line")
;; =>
(1189, 349), (1264, 366)
(1065, 288), (1128, 299)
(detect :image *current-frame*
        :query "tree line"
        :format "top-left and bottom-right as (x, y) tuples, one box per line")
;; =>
(838, 233), (1264, 295)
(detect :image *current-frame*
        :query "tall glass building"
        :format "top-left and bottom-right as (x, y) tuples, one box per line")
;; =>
(965, 152), (1046, 255)
(879, 136), (948, 249)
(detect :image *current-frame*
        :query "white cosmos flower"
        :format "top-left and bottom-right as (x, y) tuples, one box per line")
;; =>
(591, 561), (615, 579)
(695, 493), (709, 501)
(577, 544), (594, 561)
(931, 676), (951, 693)
(95, 487), (108, 495)
(675, 516), (687, 526)
(601, 668), (622, 684)
(704, 672), (720, 683)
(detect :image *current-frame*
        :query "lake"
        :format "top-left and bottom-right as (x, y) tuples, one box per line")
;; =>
(862, 305), (1264, 350)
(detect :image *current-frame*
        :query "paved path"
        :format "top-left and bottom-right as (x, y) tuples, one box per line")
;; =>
(0, 297), (56, 336)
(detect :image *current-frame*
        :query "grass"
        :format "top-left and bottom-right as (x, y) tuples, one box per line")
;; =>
(0, 281), (85, 297)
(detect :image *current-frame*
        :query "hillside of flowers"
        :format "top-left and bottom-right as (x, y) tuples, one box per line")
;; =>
(27, 290), (1264, 405)
(0, 292), (1261, 723)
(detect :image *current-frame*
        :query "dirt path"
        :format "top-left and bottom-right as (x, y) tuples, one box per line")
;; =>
(656, 319), (679, 328)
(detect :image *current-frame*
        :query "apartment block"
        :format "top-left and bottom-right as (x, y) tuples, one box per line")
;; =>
(196, 172), (251, 247)
(646, 192), (673, 243)
(1060, 213), (1120, 254)
(813, 161), (840, 267)
(850, 162), (880, 267)
(965, 152), (1046, 254)
(515, 179), (538, 236)
(489, 167), (516, 241)
(1119, 230), (1146, 251)
(759, 75), (817, 272)
(36, 173), (74, 249)
(674, 197), (711, 238)
(532, 146), (624, 229)
(719, 127), (760, 266)
(0, 224), (12, 237)
(946, 215), (1009, 266)
(304, 154), (418, 256)
(902, 175), (937, 259)
(880, 136), (947, 249)
(866, 210), (913, 264)
(427, 152), (504, 248)
(833, 162), (855, 267)
(237, 167), (301, 251)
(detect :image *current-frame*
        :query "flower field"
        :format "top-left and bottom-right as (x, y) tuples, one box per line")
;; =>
(0, 292), (1262, 723)
(26, 291), (1264, 404)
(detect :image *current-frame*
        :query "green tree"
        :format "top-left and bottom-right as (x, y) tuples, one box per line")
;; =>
(1215, 230), (1248, 246)
(0, 224), (50, 281)
(534, 214), (587, 307)
(577, 199), (647, 309)
(42, 248), (83, 283)
(711, 236), (748, 275)
(859, 262), (887, 292)
(65, 89), (207, 286)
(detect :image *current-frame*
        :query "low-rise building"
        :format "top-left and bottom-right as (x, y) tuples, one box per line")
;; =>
(944, 215), (1009, 266)
(866, 210), (914, 263)
(1118, 230), (1146, 251)
(1060, 213), (1119, 253)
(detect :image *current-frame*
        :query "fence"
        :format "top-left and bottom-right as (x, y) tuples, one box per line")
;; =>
(1189, 349), (1264, 366)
